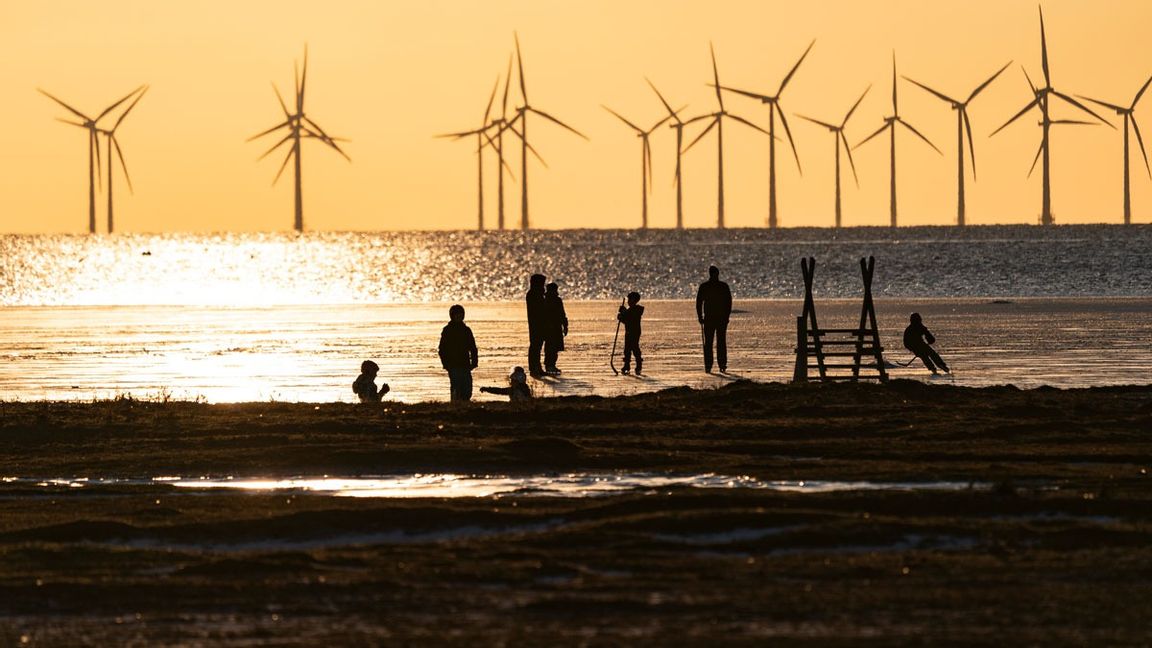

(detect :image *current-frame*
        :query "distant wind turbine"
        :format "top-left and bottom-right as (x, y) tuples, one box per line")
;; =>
(855, 54), (942, 227)
(249, 47), (350, 232)
(96, 87), (148, 234)
(904, 63), (1011, 226)
(438, 77), (502, 230)
(714, 39), (814, 229)
(683, 43), (771, 229)
(1077, 75), (1152, 225)
(990, 7), (1112, 226)
(796, 86), (870, 228)
(603, 106), (673, 228)
(39, 86), (145, 233)
(647, 79), (689, 229)
(508, 33), (587, 230)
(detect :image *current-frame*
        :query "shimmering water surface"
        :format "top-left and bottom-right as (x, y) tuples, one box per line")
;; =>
(1, 228), (1150, 401)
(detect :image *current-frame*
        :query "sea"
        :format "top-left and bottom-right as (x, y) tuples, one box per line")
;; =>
(2, 225), (1150, 403)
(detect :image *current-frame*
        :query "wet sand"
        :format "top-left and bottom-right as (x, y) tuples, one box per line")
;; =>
(1, 381), (1151, 644)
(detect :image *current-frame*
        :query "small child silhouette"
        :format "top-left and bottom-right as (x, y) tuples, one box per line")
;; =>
(352, 360), (390, 402)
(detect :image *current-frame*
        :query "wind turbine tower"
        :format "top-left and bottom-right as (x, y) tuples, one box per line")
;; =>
(249, 47), (350, 232)
(796, 86), (869, 228)
(603, 106), (672, 228)
(97, 88), (148, 234)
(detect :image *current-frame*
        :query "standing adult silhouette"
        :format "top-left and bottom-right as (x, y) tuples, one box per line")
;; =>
(696, 265), (733, 373)
(525, 274), (547, 377)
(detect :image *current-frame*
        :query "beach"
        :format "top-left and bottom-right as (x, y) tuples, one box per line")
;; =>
(2, 380), (1150, 643)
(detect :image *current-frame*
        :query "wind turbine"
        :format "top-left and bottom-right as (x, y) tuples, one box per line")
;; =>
(990, 8), (1112, 226)
(713, 39), (814, 229)
(647, 79), (688, 229)
(508, 33), (587, 230)
(39, 86), (145, 233)
(97, 88), (148, 234)
(796, 86), (870, 228)
(1077, 75), (1152, 225)
(855, 54), (942, 227)
(683, 43), (771, 229)
(438, 78), (501, 230)
(904, 64), (1010, 226)
(603, 106), (672, 228)
(249, 47), (350, 232)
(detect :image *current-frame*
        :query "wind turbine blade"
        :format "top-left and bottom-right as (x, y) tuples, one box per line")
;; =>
(710, 42), (724, 111)
(1048, 119), (1096, 125)
(273, 146), (294, 185)
(92, 131), (103, 191)
(436, 128), (481, 139)
(273, 83), (291, 117)
(963, 110), (977, 180)
(726, 113), (770, 137)
(112, 86), (148, 130)
(299, 45), (308, 113)
(1131, 116), (1151, 178)
(1075, 94), (1126, 113)
(842, 132), (860, 187)
(682, 113), (715, 126)
(715, 84), (771, 102)
(1027, 139), (1043, 178)
(776, 105), (802, 173)
(501, 55), (513, 116)
(38, 89), (91, 121)
(891, 52), (898, 113)
(321, 137), (352, 162)
(258, 133), (294, 160)
(602, 105), (643, 132)
(644, 137), (653, 192)
(967, 62), (1012, 102)
(842, 85), (871, 126)
(514, 32), (527, 104)
(796, 114), (838, 130)
(778, 39), (815, 94)
(646, 114), (673, 134)
(531, 108), (588, 139)
(483, 76), (499, 124)
(1022, 67), (1038, 95)
(248, 119), (292, 142)
(683, 118), (718, 153)
(1039, 6), (1050, 88)
(991, 97), (1041, 136)
(55, 118), (88, 128)
(96, 85), (146, 122)
(898, 119), (942, 154)
(903, 76), (958, 104)
(1052, 90), (1115, 128)
(854, 122), (891, 149)
(1132, 74), (1152, 110)
(112, 136), (133, 194)
(646, 78), (679, 122)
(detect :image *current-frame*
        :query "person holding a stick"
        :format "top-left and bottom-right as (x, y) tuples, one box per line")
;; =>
(696, 265), (732, 373)
(617, 292), (645, 375)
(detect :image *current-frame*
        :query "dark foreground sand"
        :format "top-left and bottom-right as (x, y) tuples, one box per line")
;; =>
(1, 381), (1150, 644)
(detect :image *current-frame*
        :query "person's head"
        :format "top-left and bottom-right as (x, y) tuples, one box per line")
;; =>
(627, 291), (641, 306)
(910, 312), (922, 324)
(449, 304), (466, 322)
(360, 360), (379, 376)
(546, 282), (559, 295)
(509, 366), (527, 384)
(709, 265), (719, 280)
(530, 274), (546, 288)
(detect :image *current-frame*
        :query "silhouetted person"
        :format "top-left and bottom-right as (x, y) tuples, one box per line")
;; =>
(617, 291), (644, 375)
(439, 304), (478, 401)
(526, 274), (547, 377)
(352, 360), (390, 403)
(696, 265), (733, 373)
(480, 366), (534, 401)
(543, 282), (569, 374)
(903, 312), (950, 374)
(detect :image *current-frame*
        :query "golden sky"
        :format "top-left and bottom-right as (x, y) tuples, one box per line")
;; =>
(2, 0), (1150, 232)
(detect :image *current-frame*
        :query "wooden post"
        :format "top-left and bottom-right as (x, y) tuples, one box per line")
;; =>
(793, 316), (807, 383)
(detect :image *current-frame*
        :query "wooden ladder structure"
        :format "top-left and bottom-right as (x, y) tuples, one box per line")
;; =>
(793, 256), (889, 383)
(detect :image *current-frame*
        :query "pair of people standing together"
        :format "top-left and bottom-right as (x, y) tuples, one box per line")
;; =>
(526, 274), (569, 377)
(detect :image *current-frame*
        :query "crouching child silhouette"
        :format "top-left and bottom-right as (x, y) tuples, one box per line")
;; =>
(438, 304), (479, 402)
(480, 366), (533, 401)
(903, 312), (950, 374)
(617, 291), (644, 375)
(353, 360), (390, 403)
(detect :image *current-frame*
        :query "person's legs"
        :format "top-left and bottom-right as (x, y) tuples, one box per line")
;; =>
(702, 322), (715, 372)
(715, 320), (728, 372)
(911, 344), (938, 373)
(631, 336), (643, 374)
(528, 334), (544, 375)
(544, 336), (559, 372)
(448, 369), (473, 401)
(926, 347), (949, 373)
(622, 336), (634, 372)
